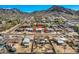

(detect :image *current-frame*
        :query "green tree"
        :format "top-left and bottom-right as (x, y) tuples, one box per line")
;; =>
(54, 18), (65, 25)
(73, 24), (79, 34)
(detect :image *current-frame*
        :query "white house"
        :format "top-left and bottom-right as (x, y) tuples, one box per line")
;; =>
(22, 36), (31, 47)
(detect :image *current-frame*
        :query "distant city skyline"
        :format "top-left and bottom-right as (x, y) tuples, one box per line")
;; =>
(0, 5), (79, 13)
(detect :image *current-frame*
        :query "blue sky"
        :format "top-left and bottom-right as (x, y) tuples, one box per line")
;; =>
(0, 5), (79, 12)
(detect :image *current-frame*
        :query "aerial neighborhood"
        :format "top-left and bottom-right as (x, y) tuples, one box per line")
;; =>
(0, 5), (79, 54)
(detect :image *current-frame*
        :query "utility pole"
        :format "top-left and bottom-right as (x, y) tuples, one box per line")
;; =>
(63, 44), (66, 53)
